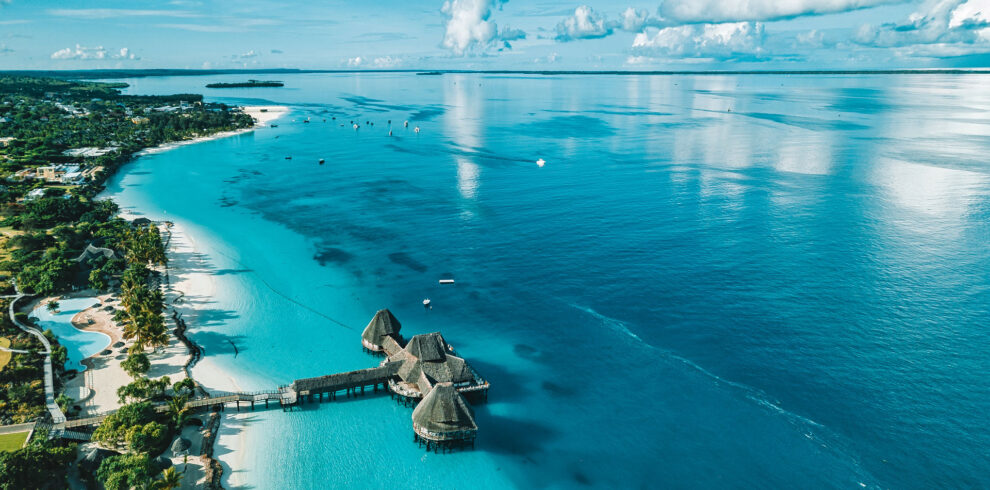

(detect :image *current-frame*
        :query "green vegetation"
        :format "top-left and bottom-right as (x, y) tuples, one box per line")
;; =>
(206, 80), (284, 88)
(0, 76), (251, 488)
(0, 431), (28, 452)
(0, 337), (10, 371)
(121, 351), (150, 378)
(0, 309), (45, 424)
(0, 430), (75, 489)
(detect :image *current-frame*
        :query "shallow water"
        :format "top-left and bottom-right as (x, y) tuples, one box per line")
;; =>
(31, 297), (106, 372)
(103, 73), (990, 488)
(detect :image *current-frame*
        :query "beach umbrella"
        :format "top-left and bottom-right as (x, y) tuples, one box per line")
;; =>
(171, 437), (191, 455)
(154, 455), (174, 471)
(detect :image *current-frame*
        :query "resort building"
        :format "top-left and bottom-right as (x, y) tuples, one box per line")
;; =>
(411, 382), (478, 451)
(36, 164), (84, 184)
(24, 188), (47, 201)
(388, 332), (477, 401)
(361, 309), (402, 352)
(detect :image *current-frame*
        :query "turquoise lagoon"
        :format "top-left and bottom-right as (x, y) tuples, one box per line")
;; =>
(102, 73), (990, 488)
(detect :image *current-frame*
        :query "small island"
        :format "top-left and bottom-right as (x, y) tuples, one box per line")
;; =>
(205, 80), (283, 88)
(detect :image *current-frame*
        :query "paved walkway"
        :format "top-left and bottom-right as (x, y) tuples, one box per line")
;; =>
(8, 286), (66, 424)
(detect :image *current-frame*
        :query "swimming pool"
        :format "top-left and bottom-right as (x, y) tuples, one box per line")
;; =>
(31, 297), (110, 372)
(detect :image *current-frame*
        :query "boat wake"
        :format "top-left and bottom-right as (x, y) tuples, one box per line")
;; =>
(567, 301), (881, 488)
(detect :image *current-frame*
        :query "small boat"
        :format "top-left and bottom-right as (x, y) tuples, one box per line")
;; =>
(388, 130), (393, 136)
(404, 121), (409, 127)
(303, 119), (310, 123)
(270, 124), (278, 128)
(438, 279), (455, 285)
(536, 158), (546, 167)
(319, 159), (325, 164)
(423, 298), (432, 307)
(353, 124), (359, 130)
(414, 126), (420, 134)
(285, 156), (292, 160)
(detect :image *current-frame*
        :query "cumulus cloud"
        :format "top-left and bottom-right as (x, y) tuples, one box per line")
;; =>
(632, 22), (767, 60)
(853, 0), (990, 54)
(238, 50), (257, 58)
(620, 7), (651, 31)
(660, 0), (898, 23)
(345, 55), (404, 68)
(51, 44), (137, 60)
(441, 0), (517, 55)
(500, 26), (526, 41)
(556, 5), (615, 41)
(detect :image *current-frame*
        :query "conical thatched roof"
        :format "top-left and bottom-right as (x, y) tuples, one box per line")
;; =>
(153, 455), (173, 471)
(404, 332), (448, 362)
(412, 382), (477, 435)
(80, 447), (118, 471)
(171, 437), (191, 454)
(362, 309), (402, 346)
(421, 354), (473, 384)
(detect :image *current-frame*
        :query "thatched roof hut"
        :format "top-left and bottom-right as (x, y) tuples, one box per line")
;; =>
(388, 332), (476, 398)
(361, 309), (402, 351)
(171, 437), (191, 454)
(80, 447), (119, 472)
(411, 382), (477, 442)
(403, 332), (448, 362)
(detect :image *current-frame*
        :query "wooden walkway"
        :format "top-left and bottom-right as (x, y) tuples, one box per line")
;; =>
(8, 285), (66, 424)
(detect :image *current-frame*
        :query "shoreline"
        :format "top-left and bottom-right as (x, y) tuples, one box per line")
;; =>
(134, 105), (287, 157)
(109, 104), (289, 487)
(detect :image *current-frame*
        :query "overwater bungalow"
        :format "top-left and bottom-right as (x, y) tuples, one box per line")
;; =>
(412, 382), (478, 452)
(361, 308), (402, 352)
(386, 332), (483, 402)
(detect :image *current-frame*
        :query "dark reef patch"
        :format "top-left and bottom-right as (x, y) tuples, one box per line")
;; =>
(314, 247), (354, 266)
(388, 252), (427, 273)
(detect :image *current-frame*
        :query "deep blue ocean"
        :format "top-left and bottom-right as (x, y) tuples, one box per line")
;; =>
(102, 73), (990, 488)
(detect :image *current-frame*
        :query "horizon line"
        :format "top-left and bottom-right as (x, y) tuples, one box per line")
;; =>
(3, 68), (990, 78)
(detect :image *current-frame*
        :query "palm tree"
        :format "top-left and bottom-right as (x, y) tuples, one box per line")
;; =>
(167, 394), (190, 429)
(155, 466), (182, 490)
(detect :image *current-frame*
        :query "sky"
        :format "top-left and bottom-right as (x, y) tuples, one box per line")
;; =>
(1, 0), (990, 70)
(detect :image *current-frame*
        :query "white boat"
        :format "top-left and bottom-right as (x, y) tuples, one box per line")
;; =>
(536, 158), (546, 167)
(423, 298), (432, 307)
(438, 279), (455, 285)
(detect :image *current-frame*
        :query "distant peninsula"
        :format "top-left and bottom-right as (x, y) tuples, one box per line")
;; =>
(206, 80), (284, 88)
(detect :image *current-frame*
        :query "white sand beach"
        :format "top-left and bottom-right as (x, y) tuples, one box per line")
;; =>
(135, 105), (288, 156)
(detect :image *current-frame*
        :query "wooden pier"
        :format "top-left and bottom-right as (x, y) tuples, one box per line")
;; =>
(54, 309), (490, 452)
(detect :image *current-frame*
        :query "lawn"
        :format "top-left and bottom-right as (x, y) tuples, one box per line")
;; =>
(0, 431), (29, 451)
(0, 337), (11, 371)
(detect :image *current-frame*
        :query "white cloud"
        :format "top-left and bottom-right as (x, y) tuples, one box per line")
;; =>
(660, 0), (898, 23)
(344, 55), (404, 68)
(373, 56), (403, 67)
(632, 22), (766, 60)
(555, 5), (614, 41)
(796, 29), (826, 47)
(854, 0), (990, 53)
(441, 0), (508, 55)
(620, 7), (651, 31)
(51, 44), (138, 60)
(238, 50), (258, 58)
